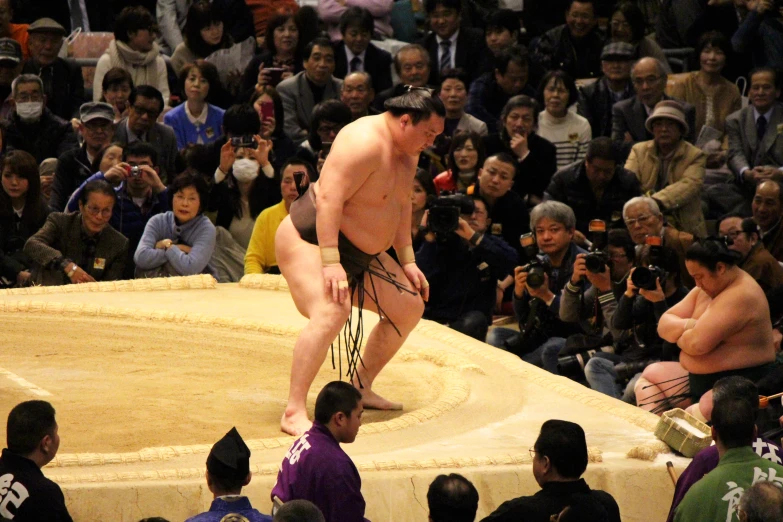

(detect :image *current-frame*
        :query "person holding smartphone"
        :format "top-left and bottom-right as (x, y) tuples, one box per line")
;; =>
(250, 88), (298, 175)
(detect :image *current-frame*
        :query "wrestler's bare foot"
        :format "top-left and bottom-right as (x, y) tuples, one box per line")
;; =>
(354, 384), (403, 410)
(281, 408), (313, 437)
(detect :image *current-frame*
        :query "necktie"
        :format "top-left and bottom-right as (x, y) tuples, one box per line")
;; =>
(440, 40), (451, 72)
(350, 56), (361, 73)
(757, 115), (768, 142)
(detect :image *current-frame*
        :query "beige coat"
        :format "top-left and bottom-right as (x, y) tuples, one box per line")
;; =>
(626, 139), (707, 237)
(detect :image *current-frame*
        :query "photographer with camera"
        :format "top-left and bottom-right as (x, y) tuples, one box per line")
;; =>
(486, 201), (585, 364)
(623, 196), (695, 288)
(581, 244), (689, 402)
(65, 141), (169, 278)
(417, 194), (518, 341)
(718, 214), (783, 292)
(553, 229), (637, 378)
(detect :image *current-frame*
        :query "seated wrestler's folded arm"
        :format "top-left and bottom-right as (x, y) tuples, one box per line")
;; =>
(658, 287), (700, 343)
(678, 292), (754, 356)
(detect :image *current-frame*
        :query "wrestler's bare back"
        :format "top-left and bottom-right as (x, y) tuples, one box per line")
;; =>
(312, 115), (418, 255)
(679, 270), (775, 374)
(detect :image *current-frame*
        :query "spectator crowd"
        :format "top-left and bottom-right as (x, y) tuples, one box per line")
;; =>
(3, 0), (783, 519)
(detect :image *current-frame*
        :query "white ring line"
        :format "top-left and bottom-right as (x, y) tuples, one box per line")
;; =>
(0, 367), (51, 397)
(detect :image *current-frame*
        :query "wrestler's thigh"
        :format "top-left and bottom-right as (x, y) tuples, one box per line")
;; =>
(641, 361), (689, 396)
(276, 218), (342, 318)
(356, 252), (424, 322)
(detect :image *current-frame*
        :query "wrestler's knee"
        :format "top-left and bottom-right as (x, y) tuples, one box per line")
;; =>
(389, 294), (424, 330)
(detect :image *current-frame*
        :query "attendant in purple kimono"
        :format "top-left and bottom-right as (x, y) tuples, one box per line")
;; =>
(186, 427), (273, 522)
(271, 381), (369, 522)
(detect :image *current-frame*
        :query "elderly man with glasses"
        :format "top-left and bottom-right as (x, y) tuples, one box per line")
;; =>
(623, 195), (695, 288)
(114, 85), (179, 182)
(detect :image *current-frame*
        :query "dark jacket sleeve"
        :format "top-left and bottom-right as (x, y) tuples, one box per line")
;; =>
(612, 293), (635, 330)
(415, 239), (439, 279)
(23, 213), (65, 267)
(103, 236), (129, 281)
(49, 155), (72, 212)
(476, 233), (518, 280)
(466, 75), (497, 127)
(543, 172), (565, 202)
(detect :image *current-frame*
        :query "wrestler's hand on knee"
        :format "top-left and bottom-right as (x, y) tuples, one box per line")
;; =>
(403, 263), (429, 302)
(323, 264), (349, 303)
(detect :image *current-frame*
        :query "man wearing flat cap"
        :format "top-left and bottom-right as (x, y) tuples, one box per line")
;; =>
(50, 101), (116, 212)
(22, 18), (85, 120)
(624, 100), (707, 238)
(578, 42), (636, 138)
(186, 427), (273, 521)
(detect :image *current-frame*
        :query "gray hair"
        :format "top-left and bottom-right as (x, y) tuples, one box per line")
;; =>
(11, 74), (43, 99)
(344, 71), (373, 90)
(623, 196), (661, 220)
(632, 57), (668, 79)
(739, 482), (783, 522)
(393, 44), (430, 75)
(530, 201), (576, 231)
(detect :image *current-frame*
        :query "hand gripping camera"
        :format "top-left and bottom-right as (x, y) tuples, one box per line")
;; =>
(518, 232), (550, 289)
(427, 193), (475, 236)
(631, 236), (667, 290)
(584, 219), (609, 274)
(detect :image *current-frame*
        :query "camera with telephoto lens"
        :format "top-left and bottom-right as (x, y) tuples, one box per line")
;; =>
(631, 236), (667, 290)
(427, 193), (475, 236)
(584, 219), (609, 274)
(230, 135), (255, 149)
(557, 346), (615, 379)
(614, 359), (658, 381)
(518, 232), (551, 289)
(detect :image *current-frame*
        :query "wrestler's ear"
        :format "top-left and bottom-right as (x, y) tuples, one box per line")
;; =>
(400, 114), (411, 128)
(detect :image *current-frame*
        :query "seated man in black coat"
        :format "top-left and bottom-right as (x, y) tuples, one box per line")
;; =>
(0, 400), (72, 521)
(467, 46), (536, 135)
(544, 137), (642, 238)
(466, 153), (530, 258)
(22, 18), (85, 120)
(531, 0), (605, 81)
(418, 0), (487, 86)
(577, 42), (635, 138)
(332, 7), (392, 94)
(481, 420), (621, 522)
(2, 74), (76, 164)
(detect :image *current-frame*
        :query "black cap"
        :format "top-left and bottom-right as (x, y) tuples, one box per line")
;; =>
(206, 427), (251, 480)
(0, 38), (21, 64)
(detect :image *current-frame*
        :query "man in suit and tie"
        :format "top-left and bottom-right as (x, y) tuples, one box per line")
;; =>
(332, 7), (392, 94)
(114, 85), (179, 182)
(611, 57), (696, 157)
(277, 37), (343, 145)
(704, 68), (783, 219)
(418, 0), (486, 86)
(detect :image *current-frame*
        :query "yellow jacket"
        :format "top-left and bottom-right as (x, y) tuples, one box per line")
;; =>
(626, 139), (707, 238)
(244, 200), (288, 274)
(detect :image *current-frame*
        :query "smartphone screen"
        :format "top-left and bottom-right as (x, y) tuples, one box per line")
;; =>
(261, 100), (275, 121)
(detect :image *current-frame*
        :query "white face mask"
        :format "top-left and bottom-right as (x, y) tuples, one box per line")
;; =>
(232, 158), (259, 182)
(16, 101), (43, 122)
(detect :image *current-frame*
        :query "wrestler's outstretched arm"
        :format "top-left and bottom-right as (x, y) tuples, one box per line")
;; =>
(392, 197), (429, 301)
(677, 291), (754, 356)
(658, 287), (700, 343)
(316, 125), (381, 303)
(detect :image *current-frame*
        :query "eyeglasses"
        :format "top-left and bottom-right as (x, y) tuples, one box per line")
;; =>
(529, 447), (537, 458)
(723, 230), (742, 240)
(84, 205), (112, 218)
(132, 105), (160, 118)
(624, 214), (655, 227)
(15, 92), (43, 103)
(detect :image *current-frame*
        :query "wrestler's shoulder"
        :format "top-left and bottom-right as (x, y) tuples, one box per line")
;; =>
(339, 115), (389, 139)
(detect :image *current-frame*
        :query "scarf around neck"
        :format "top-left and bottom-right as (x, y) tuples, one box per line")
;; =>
(106, 40), (160, 88)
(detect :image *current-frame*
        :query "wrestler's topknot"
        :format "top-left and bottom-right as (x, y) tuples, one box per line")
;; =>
(384, 87), (446, 124)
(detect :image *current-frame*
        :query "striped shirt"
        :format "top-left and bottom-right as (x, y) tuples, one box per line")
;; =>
(537, 109), (592, 168)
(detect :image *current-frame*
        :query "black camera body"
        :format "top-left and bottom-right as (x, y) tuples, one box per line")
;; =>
(614, 359), (658, 381)
(518, 232), (551, 289)
(631, 265), (667, 290)
(428, 193), (475, 236)
(584, 251), (608, 274)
